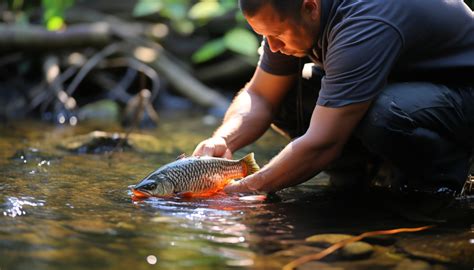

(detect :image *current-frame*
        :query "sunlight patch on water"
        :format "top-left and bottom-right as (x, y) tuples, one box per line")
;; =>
(146, 255), (158, 264)
(2, 196), (45, 217)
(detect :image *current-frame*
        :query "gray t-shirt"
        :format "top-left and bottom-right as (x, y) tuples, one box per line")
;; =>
(259, 0), (474, 107)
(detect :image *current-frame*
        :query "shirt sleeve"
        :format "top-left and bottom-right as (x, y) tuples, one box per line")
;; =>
(317, 19), (403, 107)
(258, 38), (301, 76)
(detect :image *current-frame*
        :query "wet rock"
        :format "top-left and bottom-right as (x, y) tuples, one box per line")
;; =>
(305, 233), (374, 260)
(58, 131), (162, 153)
(340, 241), (374, 260)
(394, 259), (432, 270)
(65, 219), (117, 235)
(115, 222), (136, 230)
(297, 261), (344, 270)
(10, 147), (60, 163)
(77, 100), (120, 122)
(396, 232), (474, 268)
(305, 233), (353, 247)
(272, 245), (322, 258)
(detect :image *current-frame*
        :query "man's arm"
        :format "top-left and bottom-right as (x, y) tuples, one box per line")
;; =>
(224, 100), (372, 193)
(193, 67), (296, 158)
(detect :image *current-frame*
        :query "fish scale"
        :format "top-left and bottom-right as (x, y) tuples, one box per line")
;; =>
(132, 153), (260, 198)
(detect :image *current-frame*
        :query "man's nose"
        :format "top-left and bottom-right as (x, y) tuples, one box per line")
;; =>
(267, 36), (284, 53)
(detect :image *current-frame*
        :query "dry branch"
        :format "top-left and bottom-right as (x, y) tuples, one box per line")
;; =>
(0, 22), (111, 50)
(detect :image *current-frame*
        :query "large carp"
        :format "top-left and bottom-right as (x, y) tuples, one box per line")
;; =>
(132, 153), (260, 198)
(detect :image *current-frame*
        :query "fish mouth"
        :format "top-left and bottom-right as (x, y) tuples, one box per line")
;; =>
(132, 188), (152, 198)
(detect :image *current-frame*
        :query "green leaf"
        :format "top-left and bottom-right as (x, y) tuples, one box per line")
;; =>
(42, 0), (74, 30)
(220, 0), (237, 11)
(223, 28), (258, 56)
(46, 15), (64, 30)
(171, 20), (195, 35)
(188, 1), (223, 20)
(192, 38), (226, 63)
(133, 0), (163, 17)
(160, 1), (188, 20)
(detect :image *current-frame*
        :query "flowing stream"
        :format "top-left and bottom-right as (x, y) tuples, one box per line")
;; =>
(0, 116), (472, 270)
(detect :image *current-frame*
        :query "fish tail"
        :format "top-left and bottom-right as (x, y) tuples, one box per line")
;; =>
(240, 153), (260, 176)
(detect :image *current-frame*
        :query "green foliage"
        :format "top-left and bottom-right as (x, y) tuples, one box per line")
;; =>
(133, 0), (164, 17)
(223, 27), (258, 56)
(42, 0), (74, 30)
(188, 1), (224, 21)
(192, 38), (227, 63)
(134, 0), (195, 34)
(134, 0), (260, 63)
(192, 26), (258, 63)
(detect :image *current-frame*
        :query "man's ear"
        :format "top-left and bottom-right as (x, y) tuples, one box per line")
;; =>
(302, 0), (319, 20)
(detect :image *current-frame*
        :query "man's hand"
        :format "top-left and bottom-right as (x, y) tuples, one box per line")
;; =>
(224, 176), (261, 194)
(193, 136), (232, 158)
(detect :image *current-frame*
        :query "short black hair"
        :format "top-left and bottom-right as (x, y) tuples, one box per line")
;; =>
(239, 0), (304, 22)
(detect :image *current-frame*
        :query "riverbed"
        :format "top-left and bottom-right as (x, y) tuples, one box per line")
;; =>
(0, 115), (472, 270)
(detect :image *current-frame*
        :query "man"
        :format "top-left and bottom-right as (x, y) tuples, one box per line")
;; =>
(193, 0), (474, 196)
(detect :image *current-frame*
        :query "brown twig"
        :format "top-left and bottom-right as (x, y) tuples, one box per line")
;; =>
(282, 225), (434, 270)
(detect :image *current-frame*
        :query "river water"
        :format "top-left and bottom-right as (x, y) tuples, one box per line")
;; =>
(0, 116), (473, 270)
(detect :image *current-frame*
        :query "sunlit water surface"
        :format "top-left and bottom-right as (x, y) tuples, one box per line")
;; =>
(0, 116), (473, 270)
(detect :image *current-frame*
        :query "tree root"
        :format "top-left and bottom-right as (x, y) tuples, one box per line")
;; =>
(283, 225), (434, 270)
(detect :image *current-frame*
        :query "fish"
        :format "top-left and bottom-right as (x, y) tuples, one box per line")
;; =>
(132, 153), (260, 198)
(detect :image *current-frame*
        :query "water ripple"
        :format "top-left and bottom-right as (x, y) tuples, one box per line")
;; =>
(2, 196), (45, 217)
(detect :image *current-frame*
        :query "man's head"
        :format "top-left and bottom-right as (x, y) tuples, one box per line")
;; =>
(239, 0), (321, 57)
(239, 0), (304, 22)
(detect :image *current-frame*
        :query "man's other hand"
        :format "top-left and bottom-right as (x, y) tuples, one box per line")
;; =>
(192, 137), (232, 158)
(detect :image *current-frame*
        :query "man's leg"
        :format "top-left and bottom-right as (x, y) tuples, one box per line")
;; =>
(356, 82), (474, 194)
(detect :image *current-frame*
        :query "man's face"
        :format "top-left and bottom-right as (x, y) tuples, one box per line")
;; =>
(245, 4), (316, 57)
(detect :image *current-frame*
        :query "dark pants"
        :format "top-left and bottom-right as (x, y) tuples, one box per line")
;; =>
(272, 66), (474, 193)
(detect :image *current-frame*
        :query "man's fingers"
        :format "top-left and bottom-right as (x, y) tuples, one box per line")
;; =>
(193, 137), (230, 158)
(223, 180), (246, 193)
(223, 149), (233, 159)
(201, 144), (215, 157)
(224, 178), (256, 194)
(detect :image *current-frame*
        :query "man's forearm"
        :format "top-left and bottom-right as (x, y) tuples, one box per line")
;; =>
(213, 89), (274, 153)
(243, 134), (342, 192)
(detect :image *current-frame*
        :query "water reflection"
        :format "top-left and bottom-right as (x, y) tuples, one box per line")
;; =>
(132, 194), (275, 268)
(2, 196), (45, 217)
(0, 118), (472, 270)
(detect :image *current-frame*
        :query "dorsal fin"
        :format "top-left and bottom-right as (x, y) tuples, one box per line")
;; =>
(176, 153), (187, 160)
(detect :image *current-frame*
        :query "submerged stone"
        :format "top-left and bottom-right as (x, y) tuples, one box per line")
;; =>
(305, 233), (374, 260)
(10, 147), (61, 163)
(394, 259), (433, 270)
(396, 232), (474, 267)
(305, 233), (353, 246)
(77, 100), (120, 122)
(272, 245), (322, 258)
(58, 131), (162, 154)
(340, 241), (374, 259)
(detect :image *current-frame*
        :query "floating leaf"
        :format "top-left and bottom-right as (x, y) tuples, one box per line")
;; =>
(224, 28), (258, 57)
(133, 0), (163, 17)
(192, 38), (226, 63)
(188, 1), (223, 20)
